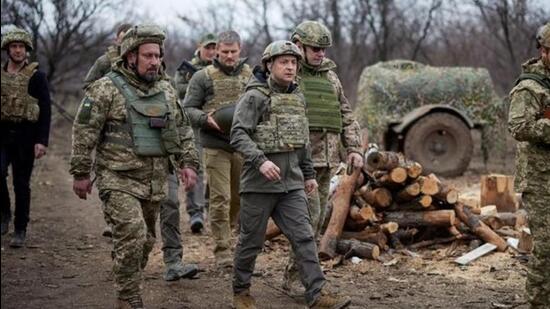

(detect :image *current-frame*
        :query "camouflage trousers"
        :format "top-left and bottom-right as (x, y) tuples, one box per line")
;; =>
(203, 148), (241, 259)
(523, 189), (550, 308)
(284, 166), (332, 285)
(100, 190), (159, 300)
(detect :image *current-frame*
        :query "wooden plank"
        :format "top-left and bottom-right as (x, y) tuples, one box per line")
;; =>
(454, 243), (497, 265)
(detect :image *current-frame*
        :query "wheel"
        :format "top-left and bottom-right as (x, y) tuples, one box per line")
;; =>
(403, 112), (473, 177)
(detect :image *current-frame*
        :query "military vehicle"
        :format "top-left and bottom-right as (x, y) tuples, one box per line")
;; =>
(355, 60), (505, 176)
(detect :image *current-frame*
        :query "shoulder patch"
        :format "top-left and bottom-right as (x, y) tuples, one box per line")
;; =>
(77, 96), (94, 124)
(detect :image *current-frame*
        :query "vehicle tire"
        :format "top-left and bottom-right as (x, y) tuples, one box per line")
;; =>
(403, 112), (473, 177)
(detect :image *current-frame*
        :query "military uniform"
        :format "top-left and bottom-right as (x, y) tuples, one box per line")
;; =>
(70, 25), (199, 304)
(1, 28), (52, 247)
(183, 57), (252, 265)
(231, 66), (326, 308)
(509, 56), (550, 307)
(83, 45), (119, 88)
(284, 21), (362, 292)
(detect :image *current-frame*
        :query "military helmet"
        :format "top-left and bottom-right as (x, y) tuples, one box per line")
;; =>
(261, 40), (303, 64)
(290, 20), (332, 48)
(536, 23), (550, 49)
(1, 27), (33, 51)
(119, 24), (166, 57)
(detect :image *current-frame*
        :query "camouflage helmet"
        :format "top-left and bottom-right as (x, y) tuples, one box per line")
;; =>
(261, 40), (303, 65)
(119, 24), (166, 57)
(290, 20), (332, 48)
(536, 23), (550, 49)
(1, 27), (33, 51)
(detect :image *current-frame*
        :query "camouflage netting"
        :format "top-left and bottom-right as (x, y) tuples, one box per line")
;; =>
(355, 60), (507, 153)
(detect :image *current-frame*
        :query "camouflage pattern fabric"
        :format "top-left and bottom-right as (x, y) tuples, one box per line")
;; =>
(1, 27), (33, 50)
(1, 62), (40, 122)
(70, 62), (199, 202)
(299, 59), (362, 169)
(203, 64), (252, 113)
(173, 52), (210, 100)
(291, 20), (332, 48)
(356, 59), (507, 153)
(100, 190), (159, 300)
(83, 45), (119, 88)
(508, 57), (550, 308)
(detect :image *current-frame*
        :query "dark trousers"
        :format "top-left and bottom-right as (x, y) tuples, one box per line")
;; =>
(233, 189), (325, 306)
(1, 135), (35, 232)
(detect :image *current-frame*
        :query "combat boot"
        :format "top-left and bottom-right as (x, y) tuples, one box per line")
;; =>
(164, 262), (199, 281)
(232, 289), (256, 309)
(309, 289), (351, 309)
(9, 230), (26, 248)
(282, 274), (305, 298)
(116, 295), (144, 309)
(102, 225), (113, 237)
(189, 213), (204, 234)
(1, 216), (9, 236)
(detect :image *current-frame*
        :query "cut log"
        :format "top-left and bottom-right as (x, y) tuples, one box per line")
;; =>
(319, 167), (361, 260)
(379, 222), (399, 234)
(336, 239), (380, 260)
(358, 186), (392, 208)
(454, 243), (498, 265)
(349, 204), (377, 223)
(393, 228), (419, 242)
(454, 202), (507, 252)
(404, 161), (423, 179)
(376, 167), (407, 186)
(265, 219), (281, 240)
(383, 210), (456, 228)
(458, 196), (480, 213)
(433, 182), (459, 204)
(409, 234), (474, 250)
(365, 149), (402, 171)
(389, 195), (433, 211)
(416, 175), (439, 195)
(395, 183), (421, 202)
(518, 227), (533, 253)
(480, 211), (527, 231)
(341, 230), (388, 251)
(480, 205), (498, 216)
(480, 174), (517, 212)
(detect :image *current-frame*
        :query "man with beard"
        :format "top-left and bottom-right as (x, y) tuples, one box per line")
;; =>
(70, 24), (200, 308)
(1, 27), (52, 248)
(508, 22), (550, 308)
(83, 23), (133, 88)
(183, 30), (252, 268)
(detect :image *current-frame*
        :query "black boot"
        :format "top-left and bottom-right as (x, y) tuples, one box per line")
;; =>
(189, 213), (204, 234)
(10, 230), (26, 248)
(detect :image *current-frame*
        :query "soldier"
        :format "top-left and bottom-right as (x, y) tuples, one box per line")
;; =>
(231, 40), (351, 309)
(70, 24), (200, 308)
(170, 32), (217, 235)
(183, 30), (252, 268)
(284, 20), (363, 294)
(83, 23), (132, 88)
(508, 23), (550, 308)
(0, 27), (52, 248)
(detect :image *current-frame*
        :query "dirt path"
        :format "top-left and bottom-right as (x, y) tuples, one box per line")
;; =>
(1, 128), (529, 309)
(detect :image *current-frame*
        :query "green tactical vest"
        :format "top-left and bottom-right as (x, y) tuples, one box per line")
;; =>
(299, 72), (342, 133)
(203, 64), (251, 113)
(106, 71), (183, 157)
(252, 87), (310, 153)
(1, 62), (40, 123)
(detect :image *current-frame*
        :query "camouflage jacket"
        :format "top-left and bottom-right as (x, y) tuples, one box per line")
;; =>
(299, 59), (362, 168)
(172, 51), (211, 100)
(83, 45), (119, 88)
(183, 58), (252, 151)
(70, 62), (200, 201)
(231, 68), (315, 193)
(508, 58), (550, 192)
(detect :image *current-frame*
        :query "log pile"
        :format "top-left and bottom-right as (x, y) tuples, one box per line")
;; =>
(318, 145), (528, 261)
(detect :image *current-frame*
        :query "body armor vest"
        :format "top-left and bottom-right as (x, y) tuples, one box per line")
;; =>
(252, 87), (309, 153)
(1, 62), (40, 122)
(299, 72), (342, 133)
(106, 71), (183, 157)
(203, 65), (251, 113)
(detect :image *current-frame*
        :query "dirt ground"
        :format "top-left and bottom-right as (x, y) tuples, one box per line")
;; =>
(1, 126), (530, 309)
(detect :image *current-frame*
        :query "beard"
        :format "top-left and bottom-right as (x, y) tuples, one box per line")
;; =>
(139, 70), (159, 83)
(8, 53), (26, 64)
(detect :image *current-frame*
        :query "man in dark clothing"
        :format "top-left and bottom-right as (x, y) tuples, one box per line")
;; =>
(1, 27), (52, 248)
